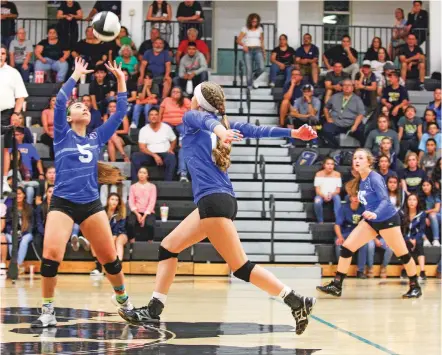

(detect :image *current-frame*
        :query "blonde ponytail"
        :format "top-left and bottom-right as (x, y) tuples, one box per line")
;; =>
(98, 162), (126, 184)
(345, 148), (375, 197)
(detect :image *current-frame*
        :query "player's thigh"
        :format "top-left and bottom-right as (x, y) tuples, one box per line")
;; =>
(379, 226), (408, 256)
(43, 211), (75, 262)
(342, 220), (378, 252)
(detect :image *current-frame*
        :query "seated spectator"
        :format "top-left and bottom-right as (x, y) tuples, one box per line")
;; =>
(176, 0), (204, 41)
(131, 108), (177, 181)
(89, 64), (116, 114)
(400, 151), (427, 195)
(422, 108), (437, 134)
(355, 60), (378, 115)
(295, 33), (319, 86)
(56, 0), (82, 49)
(398, 105), (423, 160)
(367, 236), (394, 278)
(387, 175), (403, 210)
(365, 116), (399, 157)
(420, 138), (440, 178)
(131, 72), (159, 129)
(128, 167), (156, 241)
(377, 137), (398, 171)
(377, 155), (398, 183)
(269, 34), (296, 88)
(377, 62), (405, 97)
(402, 193), (427, 280)
(389, 8), (408, 60)
(418, 122), (441, 161)
(364, 37), (390, 61)
(427, 88), (441, 127)
(103, 101), (130, 162)
(279, 69), (304, 127)
(314, 157), (342, 223)
(406, 0), (428, 45)
(138, 28), (170, 61)
(109, 26), (137, 62)
(176, 41), (208, 93)
(40, 96), (56, 160)
(324, 62), (350, 103)
(399, 33), (426, 90)
(36, 165), (55, 205)
(334, 192), (368, 279)
(370, 48), (389, 83)
(34, 27), (70, 83)
(4, 187), (33, 275)
(82, 95), (103, 134)
(380, 71), (409, 126)
(432, 158), (441, 191)
(323, 79), (365, 147)
(422, 180), (441, 247)
(323, 35), (359, 80)
(116, 45), (139, 76)
(176, 27), (210, 66)
(105, 192), (129, 261)
(138, 38), (172, 99)
(8, 28), (33, 82)
(122, 68), (138, 116)
(146, 0), (172, 43)
(10, 113), (32, 144)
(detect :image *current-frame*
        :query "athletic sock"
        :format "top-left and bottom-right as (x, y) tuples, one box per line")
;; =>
(152, 291), (167, 305)
(42, 297), (54, 312)
(409, 274), (419, 288)
(114, 285), (129, 304)
(278, 285), (292, 300)
(94, 257), (102, 272)
(334, 271), (346, 287)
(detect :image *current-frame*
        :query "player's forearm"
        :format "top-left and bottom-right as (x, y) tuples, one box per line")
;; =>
(230, 122), (291, 139)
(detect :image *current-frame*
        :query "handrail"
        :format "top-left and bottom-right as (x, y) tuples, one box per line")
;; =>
(233, 36), (238, 87)
(238, 60), (245, 115)
(269, 194), (276, 263)
(259, 154), (266, 219)
(246, 88), (251, 124)
(253, 119), (261, 180)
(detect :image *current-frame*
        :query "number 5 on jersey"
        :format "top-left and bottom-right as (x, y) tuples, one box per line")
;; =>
(77, 144), (93, 163)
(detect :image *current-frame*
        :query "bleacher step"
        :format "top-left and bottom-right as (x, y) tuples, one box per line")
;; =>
(229, 164), (292, 174)
(230, 146), (289, 156)
(235, 191), (300, 199)
(239, 232), (312, 241)
(237, 211), (306, 219)
(230, 116), (279, 125)
(243, 242), (315, 255)
(229, 173), (296, 180)
(238, 200), (304, 212)
(231, 155), (291, 163)
(233, 181), (298, 192)
(235, 220), (309, 233)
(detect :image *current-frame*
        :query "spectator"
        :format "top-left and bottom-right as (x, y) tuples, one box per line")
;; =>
(176, 27), (210, 66)
(269, 34), (296, 88)
(103, 101), (130, 162)
(401, 193), (427, 280)
(427, 88), (441, 127)
(295, 33), (319, 86)
(389, 8), (408, 60)
(35, 165), (55, 205)
(323, 79), (365, 147)
(418, 122), (441, 161)
(400, 151), (427, 195)
(86, 0), (121, 20)
(108, 26), (137, 62)
(56, 1), (82, 49)
(146, 0), (172, 43)
(323, 35), (359, 80)
(334, 192), (368, 279)
(82, 95), (103, 134)
(387, 175), (403, 210)
(176, 41), (208, 93)
(176, 0), (204, 41)
(138, 28), (171, 61)
(34, 27), (70, 83)
(131, 72), (159, 129)
(371, 48), (389, 82)
(432, 158), (441, 191)
(399, 33), (426, 90)
(138, 38), (172, 99)
(279, 69), (304, 127)
(324, 62), (350, 103)
(365, 115), (400, 157)
(1, 0), (18, 49)
(116, 45), (139, 76)
(422, 180), (441, 247)
(40, 95), (56, 160)
(4, 187), (33, 274)
(314, 157), (342, 223)
(381, 71), (409, 125)
(377, 155), (398, 183)
(364, 37), (390, 61)
(420, 138), (440, 178)
(367, 236), (394, 278)
(377, 62), (405, 97)
(355, 60), (378, 115)
(9, 28), (33, 82)
(131, 108), (177, 181)
(128, 167), (156, 241)
(9, 113), (32, 144)
(122, 68), (138, 117)
(398, 105), (423, 160)
(406, 0), (428, 45)
(89, 64), (116, 114)
(377, 137), (398, 171)
(422, 108), (437, 132)
(105, 192), (129, 261)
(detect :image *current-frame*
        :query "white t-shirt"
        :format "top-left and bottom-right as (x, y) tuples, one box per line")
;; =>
(240, 26), (263, 47)
(138, 123), (176, 153)
(0, 63), (29, 111)
(314, 176), (342, 195)
(371, 60), (386, 81)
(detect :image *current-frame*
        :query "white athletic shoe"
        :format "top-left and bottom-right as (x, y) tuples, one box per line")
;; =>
(130, 123), (137, 129)
(423, 239), (432, 247)
(252, 81), (260, 89)
(70, 235), (79, 252)
(31, 306), (57, 328)
(90, 269), (103, 276)
(111, 294), (134, 311)
(269, 82), (275, 88)
(79, 236), (90, 251)
(433, 240), (441, 247)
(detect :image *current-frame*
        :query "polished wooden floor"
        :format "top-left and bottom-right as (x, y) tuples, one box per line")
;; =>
(0, 273), (440, 355)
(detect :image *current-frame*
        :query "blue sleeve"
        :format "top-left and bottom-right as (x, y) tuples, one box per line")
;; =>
(295, 47), (302, 57)
(371, 174), (391, 216)
(54, 77), (77, 143)
(118, 218), (127, 235)
(282, 81), (290, 94)
(143, 51), (150, 61)
(95, 93), (127, 145)
(335, 205), (345, 226)
(313, 45), (319, 58)
(183, 110), (221, 132)
(30, 145), (40, 161)
(230, 122), (292, 139)
(418, 134), (428, 151)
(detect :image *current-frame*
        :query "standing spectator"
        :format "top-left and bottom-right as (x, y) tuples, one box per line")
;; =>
(146, 0), (172, 43)
(269, 34), (296, 88)
(116, 45), (139, 76)
(105, 192), (129, 261)
(295, 33), (319, 86)
(40, 96), (56, 160)
(314, 157), (342, 223)
(9, 28), (33, 82)
(365, 116), (400, 158)
(422, 180), (441, 247)
(370, 48), (389, 82)
(1, 0), (18, 49)
(377, 137), (398, 171)
(386, 175), (403, 211)
(418, 122), (441, 162)
(176, 28), (210, 66)
(103, 101), (130, 162)
(367, 236), (394, 279)
(131, 73), (159, 129)
(399, 33), (426, 89)
(389, 8), (408, 60)
(82, 95), (103, 134)
(131, 108), (177, 181)
(400, 152), (427, 195)
(56, 1), (82, 50)
(406, 0), (428, 45)
(380, 71), (409, 125)
(427, 88), (441, 127)
(397, 105), (422, 160)
(323, 35), (359, 80)
(34, 27), (70, 83)
(420, 138), (440, 178)
(138, 28), (171, 61)
(355, 60), (378, 115)
(85, 0), (121, 20)
(176, 41), (208, 93)
(377, 62), (405, 97)
(237, 13), (266, 89)
(323, 79), (365, 147)
(364, 37), (390, 61)
(128, 167), (156, 241)
(279, 69), (304, 127)
(176, 0), (204, 41)
(377, 155), (398, 183)
(89, 64), (116, 114)
(324, 62), (350, 103)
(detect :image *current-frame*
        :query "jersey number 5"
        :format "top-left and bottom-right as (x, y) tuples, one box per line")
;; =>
(77, 144), (93, 163)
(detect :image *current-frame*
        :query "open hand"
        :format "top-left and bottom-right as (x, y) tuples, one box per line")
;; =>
(362, 211), (377, 220)
(219, 129), (243, 145)
(292, 124), (317, 141)
(73, 57), (94, 76)
(105, 60), (125, 81)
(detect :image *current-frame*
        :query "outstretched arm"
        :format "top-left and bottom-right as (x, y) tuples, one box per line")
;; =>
(230, 121), (317, 141)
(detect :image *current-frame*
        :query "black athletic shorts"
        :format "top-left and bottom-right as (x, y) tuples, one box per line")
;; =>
(49, 195), (104, 225)
(365, 213), (401, 233)
(197, 193), (238, 221)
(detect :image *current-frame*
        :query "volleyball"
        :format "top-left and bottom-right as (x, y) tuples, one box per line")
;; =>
(91, 11), (121, 42)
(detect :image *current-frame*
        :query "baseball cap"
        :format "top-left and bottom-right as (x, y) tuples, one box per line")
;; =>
(383, 61), (396, 71)
(362, 60), (371, 67)
(302, 84), (314, 92)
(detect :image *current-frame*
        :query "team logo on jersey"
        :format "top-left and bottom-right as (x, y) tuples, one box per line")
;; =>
(358, 190), (367, 205)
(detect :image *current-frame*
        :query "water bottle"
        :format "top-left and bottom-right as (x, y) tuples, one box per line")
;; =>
(29, 72), (34, 83)
(103, 150), (109, 162)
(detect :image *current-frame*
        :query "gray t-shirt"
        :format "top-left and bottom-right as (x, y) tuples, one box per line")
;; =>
(293, 96), (321, 123)
(9, 39), (33, 64)
(326, 93), (365, 128)
(420, 151), (441, 177)
(397, 116), (422, 140)
(325, 71), (350, 86)
(364, 129), (400, 155)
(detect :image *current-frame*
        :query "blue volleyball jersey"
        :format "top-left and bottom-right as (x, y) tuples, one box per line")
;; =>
(358, 171), (397, 222)
(182, 110), (292, 204)
(53, 78), (127, 204)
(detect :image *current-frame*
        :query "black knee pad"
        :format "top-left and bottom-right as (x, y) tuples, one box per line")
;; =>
(340, 246), (354, 259)
(398, 253), (412, 265)
(104, 257), (122, 275)
(233, 260), (256, 282)
(158, 245), (179, 261)
(40, 258), (60, 278)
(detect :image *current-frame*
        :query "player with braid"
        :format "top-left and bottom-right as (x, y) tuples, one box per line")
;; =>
(119, 82), (318, 335)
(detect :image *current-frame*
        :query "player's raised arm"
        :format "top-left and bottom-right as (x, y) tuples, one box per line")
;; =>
(229, 122), (317, 141)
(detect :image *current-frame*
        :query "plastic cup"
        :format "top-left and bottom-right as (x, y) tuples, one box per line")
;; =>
(160, 206), (169, 222)
(26, 116), (32, 127)
(33, 133), (37, 144)
(80, 74), (86, 84)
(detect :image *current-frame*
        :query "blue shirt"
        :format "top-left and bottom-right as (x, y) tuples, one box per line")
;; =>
(53, 78), (127, 204)
(282, 82), (303, 104)
(418, 132), (441, 152)
(427, 101), (441, 126)
(425, 194), (441, 210)
(182, 111), (292, 204)
(358, 171), (397, 222)
(109, 214), (127, 235)
(335, 202), (365, 237)
(143, 50), (171, 77)
(295, 44), (319, 60)
(403, 211), (426, 241)
(9, 143), (40, 176)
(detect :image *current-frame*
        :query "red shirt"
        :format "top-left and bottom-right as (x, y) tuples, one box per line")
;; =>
(178, 39), (209, 56)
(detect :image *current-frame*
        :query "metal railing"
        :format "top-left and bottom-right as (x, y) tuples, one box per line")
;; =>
(246, 88), (251, 124)
(253, 119), (261, 180)
(259, 154), (266, 219)
(269, 194), (276, 263)
(238, 60), (245, 114)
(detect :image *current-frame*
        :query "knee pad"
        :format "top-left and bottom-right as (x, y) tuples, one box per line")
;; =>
(158, 245), (179, 261)
(103, 257), (122, 275)
(233, 260), (256, 282)
(398, 253), (412, 265)
(340, 246), (354, 259)
(40, 258), (60, 278)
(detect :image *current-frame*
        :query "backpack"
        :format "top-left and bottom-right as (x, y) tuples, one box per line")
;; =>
(341, 150), (354, 166)
(294, 148), (319, 169)
(329, 150), (342, 165)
